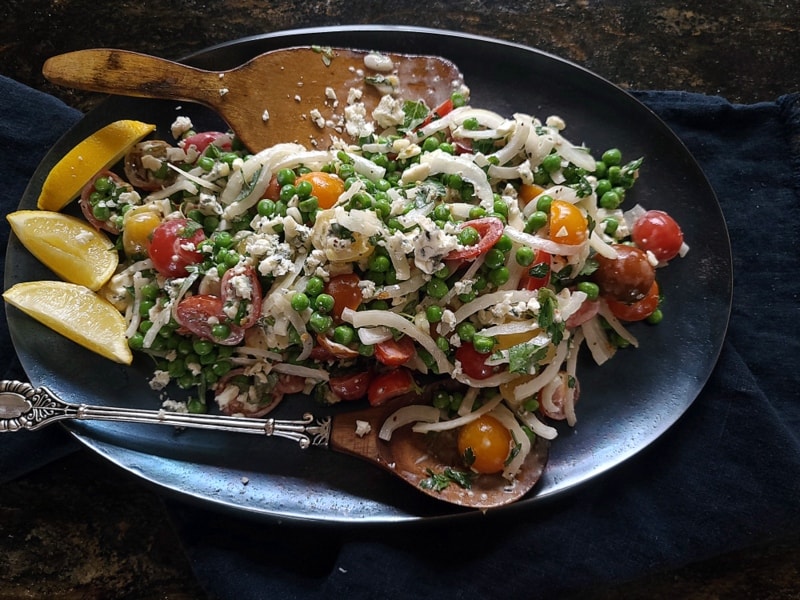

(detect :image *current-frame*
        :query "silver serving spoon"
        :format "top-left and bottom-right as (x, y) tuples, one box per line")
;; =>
(0, 379), (548, 509)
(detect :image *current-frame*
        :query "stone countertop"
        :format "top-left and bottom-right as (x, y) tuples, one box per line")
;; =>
(1, 1), (799, 598)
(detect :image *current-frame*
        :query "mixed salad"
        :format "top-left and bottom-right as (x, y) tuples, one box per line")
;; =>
(84, 76), (685, 484)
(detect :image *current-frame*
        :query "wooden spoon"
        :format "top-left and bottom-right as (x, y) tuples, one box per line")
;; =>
(42, 47), (465, 152)
(0, 380), (548, 509)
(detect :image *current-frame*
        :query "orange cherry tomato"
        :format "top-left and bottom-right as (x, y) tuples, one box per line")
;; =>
(606, 280), (660, 322)
(295, 171), (345, 209)
(324, 273), (363, 318)
(548, 199), (588, 245)
(518, 183), (545, 205)
(457, 414), (512, 474)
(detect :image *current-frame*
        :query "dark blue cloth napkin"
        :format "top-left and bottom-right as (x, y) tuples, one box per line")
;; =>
(1, 75), (798, 598)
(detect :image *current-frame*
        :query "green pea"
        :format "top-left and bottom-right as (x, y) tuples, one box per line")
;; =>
(468, 206), (487, 219)
(516, 246), (535, 266)
(594, 161), (608, 178)
(457, 322), (476, 342)
(276, 168), (296, 186)
(197, 156), (215, 172)
(439, 142), (455, 154)
(422, 136), (439, 152)
(305, 276), (325, 297)
(436, 336), (450, 353)
(168, 358), (186, 378)
(140, 283), (160, 301)
(472, 273), (488, 292)
(434, 265), (450, 279)
(374, 199), (391, 218)
(211, 324), (231, 340)
(279, 184), (296, 202)
(492, 199), (508, 217)
(577, 281), (600, 301)
(600, 190), (622, 209)
(525, 211), (548, 233)
(93, 176), (112, 193)
(472, 334), (495, 354)
(462, 117), (480, 130)
(296, 179), (313, 199)
(433, 390), (451, 409)
(647, 309), (664, 325)
(368, 254), (391, 273)
(458, 226), (480, 246)
(607, 165), (622, 185)
(542, 153), (562, 173)
(138, 320), (153, 335)
(211, 359), (232, 377)
(309, 312), (333, 333)
(426, 278), (449, 299)
(602, 148), (622, 166)
(290, 291), (310, 311)
(358, 343), (375, 357)
(314, 293), (335, 314)
(187, 398), (207, 414)
(447, 173), (463, 190)
(595, 179), (613, 198)
(298, 196), (319, 213)
(602, 217), (619, 236)
(213, 231), (233, 249)
(138, 299), (154, 317)
(369, 300), (389, 311)
(484, 248), (506, 270)
(536, 194), (553, 213)
(128, 333), (144, 351)
(489, 266), (510, 286)
(333, 325), (355, 345)
(426, 305), (443, 323)
(493, 233), (512, 253)
(92, 204), (111, 221)
(433, 204), (451, 221)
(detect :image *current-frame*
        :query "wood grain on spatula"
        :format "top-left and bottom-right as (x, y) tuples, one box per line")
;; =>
(42, 47), (465, 151)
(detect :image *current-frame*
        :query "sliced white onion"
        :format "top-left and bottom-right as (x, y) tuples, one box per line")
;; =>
(357, 326), (394, 345)
(418, 149), (494, 207)
(516, 409), (559, 440)
(589, 230), (620, 259)
(271, 362), (329, 381)
(379, 405), (441, 441)
(597, 301), (639, 348)
(503, 226), (588, 257)
(490, 403), (531, 480)
(580, 314), (616, 365)
(412, 393), (503, 433)
(452, 289), (536, 324)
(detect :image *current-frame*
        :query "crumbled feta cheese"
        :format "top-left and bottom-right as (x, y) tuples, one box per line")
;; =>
(170, 116), (193, 138)
(355, 420), (372, 437)
(372, 95), (405, 128)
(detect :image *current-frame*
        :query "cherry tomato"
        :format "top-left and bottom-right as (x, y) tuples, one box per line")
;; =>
(367, 368), (416, 406)
(538, 371), (579, 421)
(606, 280), (660, 322)
(175, 295), (244, 346)
(457, 414), (512, 474)
(262, 175), (281, 201)
(417, 97), (454, 129)
(375, 335), (416, 367)
(220, 266), (262, 328)
(455, 342), (499, 380)
(446, 217), (505, 261)
(593, 244), (655, 304)
(565, 299), (600, 328)
(324, 273), (363, 318)
(294, 171), (345, 209)
(518, 249), (551, 290)
(518, 183), (545, 205)
(181, 131), (231, 154)
(122, 205), (162, 259)
(329, 371), (373, 401)
(548, 199), (588, 245)
(124, 140), (178, 191)
(632, 210), (684, 262)
(148, 218), (206, 278)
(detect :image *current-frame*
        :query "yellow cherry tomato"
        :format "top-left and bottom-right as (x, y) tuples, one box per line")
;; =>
(122, 205), (162, 258)
(518, 183), (545, 205)
(457, 414), (512, 474)
(548, 199), (588, 245)
(295, 171), (345, 209)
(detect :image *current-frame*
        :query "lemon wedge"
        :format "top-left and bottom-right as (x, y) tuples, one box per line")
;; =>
(4, 281), (132, 365)
(7, 210), (118, 291)
(36, 119), (155, 211)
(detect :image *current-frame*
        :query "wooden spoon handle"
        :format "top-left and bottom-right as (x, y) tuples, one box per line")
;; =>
(43, 49), (225, 107)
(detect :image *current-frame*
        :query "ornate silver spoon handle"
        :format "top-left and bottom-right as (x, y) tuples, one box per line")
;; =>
(0, 380), (331, 449)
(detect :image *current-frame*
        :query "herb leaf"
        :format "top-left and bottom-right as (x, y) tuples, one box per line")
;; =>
(419, 467), (476, 492)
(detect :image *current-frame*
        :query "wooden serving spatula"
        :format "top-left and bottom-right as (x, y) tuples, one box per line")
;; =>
(42, 46), (465, 151)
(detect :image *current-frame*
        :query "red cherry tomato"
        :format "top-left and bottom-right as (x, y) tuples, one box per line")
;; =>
(416, 97), (455, 129)
(593, 244), (655, 304)
(79, 170), (132, 234)
(455, 342), (499, 380)
(324, 273), (363, 319)
(518, 249), (551, 290)
(262, 175), (281, 201)
(632, 210), (684, 262)
(606, 281), (660, 322)
(148, 218), (206, 278)
(367, 368), (417, 406)
(220, 266), (262, 328)
(374, 335), (416, 367)
(446, 217), (505, 261)
(175, 295), (244, 345)
(457, 414), (512, 474)
(328, 371), (373, 401)
(181, 131), (231, 154)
